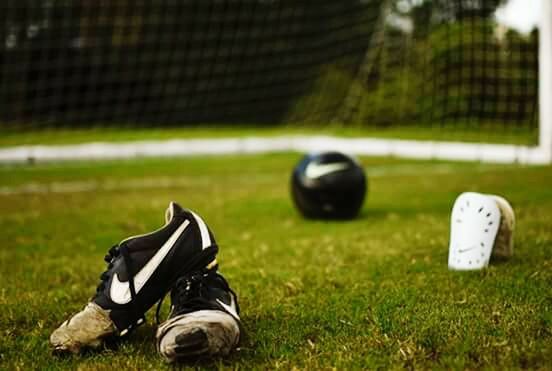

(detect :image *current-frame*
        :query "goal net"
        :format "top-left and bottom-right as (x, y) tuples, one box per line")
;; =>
(0, 0), (548, 163)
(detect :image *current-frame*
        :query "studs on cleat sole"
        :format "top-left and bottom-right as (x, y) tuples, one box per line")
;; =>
(173, 329), (210, 357)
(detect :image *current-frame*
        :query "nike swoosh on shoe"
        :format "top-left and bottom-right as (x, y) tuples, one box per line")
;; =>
(110, 220), (190, 305)
(216, 298), (240, 321)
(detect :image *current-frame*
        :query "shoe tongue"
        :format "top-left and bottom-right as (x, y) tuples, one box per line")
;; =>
(165, 202), (184, 224)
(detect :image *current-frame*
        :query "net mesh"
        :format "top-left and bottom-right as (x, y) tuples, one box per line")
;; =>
(0, 0), (540, 144)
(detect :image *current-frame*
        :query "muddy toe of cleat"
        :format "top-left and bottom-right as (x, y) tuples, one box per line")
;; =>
(50, 302), (116, 355)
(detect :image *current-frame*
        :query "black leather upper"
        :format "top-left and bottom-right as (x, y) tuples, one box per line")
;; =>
(93, 202), (218, 333)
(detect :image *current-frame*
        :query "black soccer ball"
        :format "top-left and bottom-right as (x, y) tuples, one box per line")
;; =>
(291, 151), (367, 219)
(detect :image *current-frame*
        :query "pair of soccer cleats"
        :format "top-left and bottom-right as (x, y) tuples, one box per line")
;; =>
(50, 202), (241, 362)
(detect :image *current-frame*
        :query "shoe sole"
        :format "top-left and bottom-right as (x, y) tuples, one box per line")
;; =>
(173, 328), (210, 358)
(157, 310), (240, 362)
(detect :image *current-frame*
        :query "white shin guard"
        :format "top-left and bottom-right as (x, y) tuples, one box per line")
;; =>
(448, 192), (515, 270)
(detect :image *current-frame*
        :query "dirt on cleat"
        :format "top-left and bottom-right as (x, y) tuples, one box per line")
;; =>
(50, 302), (116, 354)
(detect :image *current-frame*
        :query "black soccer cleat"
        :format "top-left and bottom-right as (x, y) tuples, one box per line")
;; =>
(156, 270), (241, 362)
(93, 201), (218, 335)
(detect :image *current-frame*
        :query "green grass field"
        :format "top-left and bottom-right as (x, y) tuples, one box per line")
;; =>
(1, 154), (551, 370)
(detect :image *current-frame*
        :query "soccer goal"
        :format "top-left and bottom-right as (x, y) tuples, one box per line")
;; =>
(0, 0), (550, 164)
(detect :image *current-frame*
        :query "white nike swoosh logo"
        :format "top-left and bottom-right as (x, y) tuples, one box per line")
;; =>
(216, 298), (240, 321)
(458, 246), (476, 254)
(190, 211), (211, 249)
(110, 220), (190, 305)
(305, 162), (350, 179)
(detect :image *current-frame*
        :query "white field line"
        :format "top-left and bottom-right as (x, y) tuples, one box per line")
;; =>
(0, 136), (548, 165)
(0, 164), (510, 196)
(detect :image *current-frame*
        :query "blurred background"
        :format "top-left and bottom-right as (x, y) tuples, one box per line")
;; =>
(0, 0), (543, 148)
(1, 2), (551, 369)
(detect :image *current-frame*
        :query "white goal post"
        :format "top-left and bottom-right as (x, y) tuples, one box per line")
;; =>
(0, 2), (550, 165)
(540, 0), (552, 164)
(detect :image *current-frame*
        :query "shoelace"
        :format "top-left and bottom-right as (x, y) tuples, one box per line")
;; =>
(96, 244), (120, 293)
(155, 269), (239, 324)
(95, 242), (144, 332)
